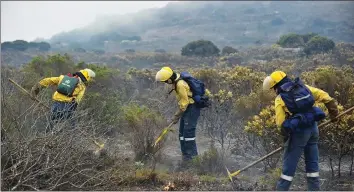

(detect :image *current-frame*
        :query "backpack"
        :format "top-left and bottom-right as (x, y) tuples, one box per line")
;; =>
(279, 77), (315, 114)
(57, 75), (79, 97)
(279, 77), (326, 129)
(176, 72), (210, 108)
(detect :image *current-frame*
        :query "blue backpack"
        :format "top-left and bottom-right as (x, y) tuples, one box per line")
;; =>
(280, 77), (326, 131)
(175, 72), (210, 108)
(279, 77), (315, 114)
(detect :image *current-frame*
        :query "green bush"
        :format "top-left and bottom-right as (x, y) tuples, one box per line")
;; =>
(123, 104), (166, 162)
(301, 32), (318, 43)
(181, 40), (220, 57)
(221, 46), (238, 55)
(276, 33), (305, 48)
(304, 35), (335, 55)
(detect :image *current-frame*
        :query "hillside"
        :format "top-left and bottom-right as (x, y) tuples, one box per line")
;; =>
(2, 42), (354, 191)
(48, 1), (354, 52)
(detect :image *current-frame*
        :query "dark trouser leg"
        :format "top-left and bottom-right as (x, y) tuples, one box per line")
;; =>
(179, 115), (187, 160)
(305, 124), (320, 191)
(48, 102), (63, 133)
(276, 129), (312, 191)
(48, 101), (76, 133)
(183, 104), (200, 161)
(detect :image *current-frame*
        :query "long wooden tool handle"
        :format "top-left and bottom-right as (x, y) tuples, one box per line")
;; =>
(241, 147), (283, 173)
(230, 105), (354, 177)
(8, 78), (50, 110)
(153, 122), (174, 147)
(317, 105), (354, 129)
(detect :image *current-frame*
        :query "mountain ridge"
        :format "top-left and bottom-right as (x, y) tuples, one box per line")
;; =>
(44, 1), (354, 52)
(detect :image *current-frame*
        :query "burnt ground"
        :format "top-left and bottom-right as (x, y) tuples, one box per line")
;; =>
(102, 131), (354, 191)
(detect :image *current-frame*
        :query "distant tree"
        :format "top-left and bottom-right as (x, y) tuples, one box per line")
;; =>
(1, 42), (13, 50)
(37, 42), (51, 51)
(1, 40), (29, 51)
(221, 46), (238, 55)
(304, 35), (335, 55)
(2, 40), (50, 52)
(12, 40), (29, 51)
(155, 49), (166, 53)
(181, 40), (220, 57)
(125, 49), (135, 53)
(277, 33), (304, 48)
(301, 32), (318, 43)
(28, 42), (39, 49)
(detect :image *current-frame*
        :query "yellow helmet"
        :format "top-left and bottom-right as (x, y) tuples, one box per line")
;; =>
(79, 68), (96, 82)
(155, 67), (173, 82)
(263, 71), (287, 90)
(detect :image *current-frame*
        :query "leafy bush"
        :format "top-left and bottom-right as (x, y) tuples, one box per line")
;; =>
(277, 33), (305, 48)
(181, 40), (220, 57)
(122, 104), (166, 162)
(304, 35), (335, 55)
(221, 46), (238, 55)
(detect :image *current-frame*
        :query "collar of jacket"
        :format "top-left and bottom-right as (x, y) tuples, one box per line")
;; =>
(274, 76), (291, 94)
(168, 73), (181, 95)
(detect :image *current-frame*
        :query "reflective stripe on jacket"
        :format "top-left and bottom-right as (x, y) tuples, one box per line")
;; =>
(39, 75), (86, 104)
(275, 85), (333, 127)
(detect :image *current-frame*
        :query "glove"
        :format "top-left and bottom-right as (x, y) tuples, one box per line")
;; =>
(325, 100), (339, 121)
(170, 109), (184, 125)
(30, 83), (42, 98)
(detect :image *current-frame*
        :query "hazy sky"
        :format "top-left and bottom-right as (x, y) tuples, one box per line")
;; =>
(1, 1), (172, 42)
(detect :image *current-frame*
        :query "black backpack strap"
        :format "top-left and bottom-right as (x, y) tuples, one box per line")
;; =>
(168, 79), (182, 95)
(168, 89), (175, 95)
(74, 72), (87, 82)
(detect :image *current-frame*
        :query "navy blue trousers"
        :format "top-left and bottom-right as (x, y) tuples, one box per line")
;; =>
(179, 104), (201, 161)
(48, 101), (77, 132)
(276, 123), (320, 191)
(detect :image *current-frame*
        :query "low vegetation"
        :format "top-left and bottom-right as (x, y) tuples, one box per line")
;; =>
(1, 34), (354, 190)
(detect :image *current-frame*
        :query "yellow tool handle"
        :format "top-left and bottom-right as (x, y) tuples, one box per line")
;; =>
(8, 78), (50, 110)
(153, 122), (174, 147)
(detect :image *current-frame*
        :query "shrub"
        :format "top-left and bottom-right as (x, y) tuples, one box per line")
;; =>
(304, 35), (335, 55)
(122, 104), (166, 162)
(191, 142), (224, 175)
(221, 46), (238, 55)
(181, 40), (220, 57)
(277, 33), (305, 48)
